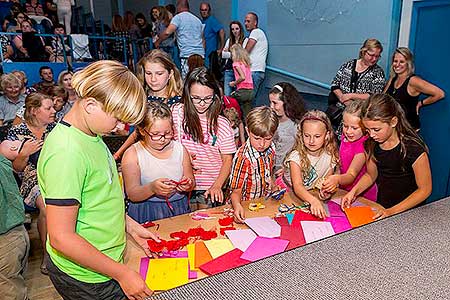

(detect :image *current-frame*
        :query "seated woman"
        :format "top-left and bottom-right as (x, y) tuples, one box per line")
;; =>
(12, 19), (47, 61)
(45, 23), (71, 63)
(6, 92), (56, 274)
(0, 73), (26, 126)
(328, 38), (386, 128)
(383, 47), (445, 131)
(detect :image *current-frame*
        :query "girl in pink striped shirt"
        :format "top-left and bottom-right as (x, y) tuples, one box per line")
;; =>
(172, 67), (236, 211)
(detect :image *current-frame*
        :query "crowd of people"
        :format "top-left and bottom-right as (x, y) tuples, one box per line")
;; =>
(0, 0), (446, 299)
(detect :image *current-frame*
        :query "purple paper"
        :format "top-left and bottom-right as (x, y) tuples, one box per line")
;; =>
(244, 217), (281, 238)
(327, 201), (346, 218)
(325, 216), (352, 234)
(160, 250), (188, 258)
(140, 257), (150, 279)
(225, 229), (257, 252)
(240, 237), (289, 262)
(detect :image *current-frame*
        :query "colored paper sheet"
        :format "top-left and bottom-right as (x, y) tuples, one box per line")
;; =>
(194, 241), (213, 269)
(291, 210), (323, 228)
(240, 237), (290, 262)
(300, 221), (335, 243)
(279, 225), (306, 250)
(146, 258), (189, 291)
(199, 248), (250, 275)
(204, 239), (235, 259)
(225, 229), (257, 252)
(286, 213), (294, 225)
(244, 216), (281, 238)
(274, 216), (290, 226)
(327, 201), (346, 218)
(325, 216), (352, 234)
(159, 250), (197, 279)
(344, 206), (375, 228)
(140, 257), (150, 279)
(331, 197), (365, 207)
(187, 244), (197, 271)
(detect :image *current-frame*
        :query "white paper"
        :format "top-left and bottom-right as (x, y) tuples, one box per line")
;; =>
(244, 217), (281, 238)
(301, 221), (335, 243)
(225, 229), (257, 252)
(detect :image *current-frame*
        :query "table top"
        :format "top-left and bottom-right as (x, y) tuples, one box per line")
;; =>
(124, 190), (382, 281)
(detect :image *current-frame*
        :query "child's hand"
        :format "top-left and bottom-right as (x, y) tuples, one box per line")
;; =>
(150, 178), (176, 197)
(341, 190), (356, 209)
(309, 199), (327, 219)
(205, 185), (224, 204)
(322, 175), (339, 193)
(116, 267), (153, 300)
(319, 189), (333, 200)
(274, 168), (284, 178)
(229, 81), (236, 87)
(233, 202), (245, 223)
(176, 176), (194, 192)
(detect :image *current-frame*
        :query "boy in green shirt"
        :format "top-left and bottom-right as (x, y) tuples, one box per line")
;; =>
(38, 60), (159, 300)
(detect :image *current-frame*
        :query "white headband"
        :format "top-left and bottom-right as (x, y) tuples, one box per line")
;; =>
(273, 84), (283, 93)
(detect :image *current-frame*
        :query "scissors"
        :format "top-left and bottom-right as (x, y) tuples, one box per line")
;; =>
(265, 188), (287, 201)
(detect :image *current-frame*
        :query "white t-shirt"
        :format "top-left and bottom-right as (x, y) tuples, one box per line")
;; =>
(248, 28), (268, 72)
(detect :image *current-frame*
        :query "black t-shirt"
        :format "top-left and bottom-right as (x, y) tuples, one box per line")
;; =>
(374, 138), (426, 208)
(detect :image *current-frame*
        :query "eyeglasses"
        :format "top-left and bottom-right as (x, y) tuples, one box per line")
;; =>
(143, 128), (173, 141)
(190, 95), (215, 105)
(365, 51), (381, 59)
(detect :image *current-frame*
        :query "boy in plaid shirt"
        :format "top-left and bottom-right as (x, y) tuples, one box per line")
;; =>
(230, 106), (279, 222)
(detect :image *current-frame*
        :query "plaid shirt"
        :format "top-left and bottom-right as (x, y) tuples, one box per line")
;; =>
(230, 140), (275, 201)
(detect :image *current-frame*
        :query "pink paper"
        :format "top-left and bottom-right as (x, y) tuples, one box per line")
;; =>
(244, 217), (281, 238)
(325, 216), (352, 234)
(330, 197), (365, 207)
(240, 237), (289, 261)
(327, 201), (346, 217)
(225, 229), (257, 252)
(300, 221), (335, 243)
(142, 251), (197, 279)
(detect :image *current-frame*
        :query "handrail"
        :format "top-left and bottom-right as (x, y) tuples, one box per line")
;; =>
(266, 65), (331, 90)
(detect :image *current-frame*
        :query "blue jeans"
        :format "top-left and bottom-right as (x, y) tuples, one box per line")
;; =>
(223, 69), (235, 96)
(251, 71), (266, 107)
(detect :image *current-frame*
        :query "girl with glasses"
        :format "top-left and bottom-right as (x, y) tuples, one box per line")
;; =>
(172, 67), (236, 211)
(122, 101), (194, 222)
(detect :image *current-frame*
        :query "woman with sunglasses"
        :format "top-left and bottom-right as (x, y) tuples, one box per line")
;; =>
(172, 67), (236, 211)
(327, 38), (386, 128)
(122, 101), (194, 222)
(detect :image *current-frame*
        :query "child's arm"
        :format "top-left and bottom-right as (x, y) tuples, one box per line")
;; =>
(323, 153), (366, 192)
(341, 157), (378, 209)
(176, 146), (196, 192)
(125, 215), (161, 257)
(238, 123), (246, 146)
(113, 130), (136, 161)
(46, 204), (153, 299)
(289, 161), (327, 218)
(204, 153), (233, 204)
(229, 65), (246, 87)
(121, 146), (176, 201)
(230, 188), (245, 223)
(374, 153), (432, 219)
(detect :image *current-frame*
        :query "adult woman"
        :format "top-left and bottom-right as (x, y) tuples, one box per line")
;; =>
(7, 93), (56, 274)
(54, 0), (74, 34)
(24, 0), (44, 16)
(328, 38), (386, 127)
(109, 14), (130, 62)
(150, 6), (160, 36)
(0, 73), (25, 126)
(124, 10), (141, 40)
(7, 12), (27, 32)
(12, 19), (47, 61)
(57, 70), (78, 115)
(113, 49), (183, 160)
(135, 12), (152, 39)
(383, 47), (445, 130)
(222, 21), (248, 96)
(155, 6), (175, 60)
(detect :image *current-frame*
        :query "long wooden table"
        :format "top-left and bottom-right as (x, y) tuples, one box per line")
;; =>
(124, 191), (383, 281)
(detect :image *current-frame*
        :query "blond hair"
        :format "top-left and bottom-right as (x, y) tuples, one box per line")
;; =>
(246, 106), (279, 137)
(136, 49), (183, 98)
(358, 38), (383, 59)
(1, 73), (23, 91)
(390, 47), (415, 78)
(223, 107), (241, 129)
(136, 101), (173, 142)
(286, 110), (339, 177)
(71, 60), (146, 125)
(230, 43), (250, 66)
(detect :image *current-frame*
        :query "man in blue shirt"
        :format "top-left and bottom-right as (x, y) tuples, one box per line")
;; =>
(200, 2), (224, 67)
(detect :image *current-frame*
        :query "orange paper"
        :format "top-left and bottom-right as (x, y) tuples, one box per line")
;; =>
(344, 206), (375, 228)
(194, 241), (213, 269)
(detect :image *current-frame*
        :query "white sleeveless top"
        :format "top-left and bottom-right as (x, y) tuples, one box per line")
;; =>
(134, 141), (184, 185)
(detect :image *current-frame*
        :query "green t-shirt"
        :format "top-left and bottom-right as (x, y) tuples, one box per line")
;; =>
(0, 155), (24, 235)
(37, 122), (126, 283)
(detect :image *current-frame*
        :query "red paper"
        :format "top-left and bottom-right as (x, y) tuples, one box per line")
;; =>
(291, 210), (322, 228)
(279, 225), (306, 250)
(274, 216), (290, 226)
(199, 248), (250, 275)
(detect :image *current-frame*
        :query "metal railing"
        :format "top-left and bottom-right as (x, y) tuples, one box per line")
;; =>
(266, 65), (331, 90)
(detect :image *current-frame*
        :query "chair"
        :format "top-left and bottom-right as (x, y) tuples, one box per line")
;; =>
(70, 34), (93, 61)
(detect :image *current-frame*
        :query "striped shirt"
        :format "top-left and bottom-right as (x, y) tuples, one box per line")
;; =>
(172, 104), (236, 190)
(230, 140), (275, 201)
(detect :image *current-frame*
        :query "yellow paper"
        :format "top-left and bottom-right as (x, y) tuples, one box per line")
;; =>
(204, 239), (235, 259)
(146, 258), (189, 291)
(187, 244), (198, 271)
